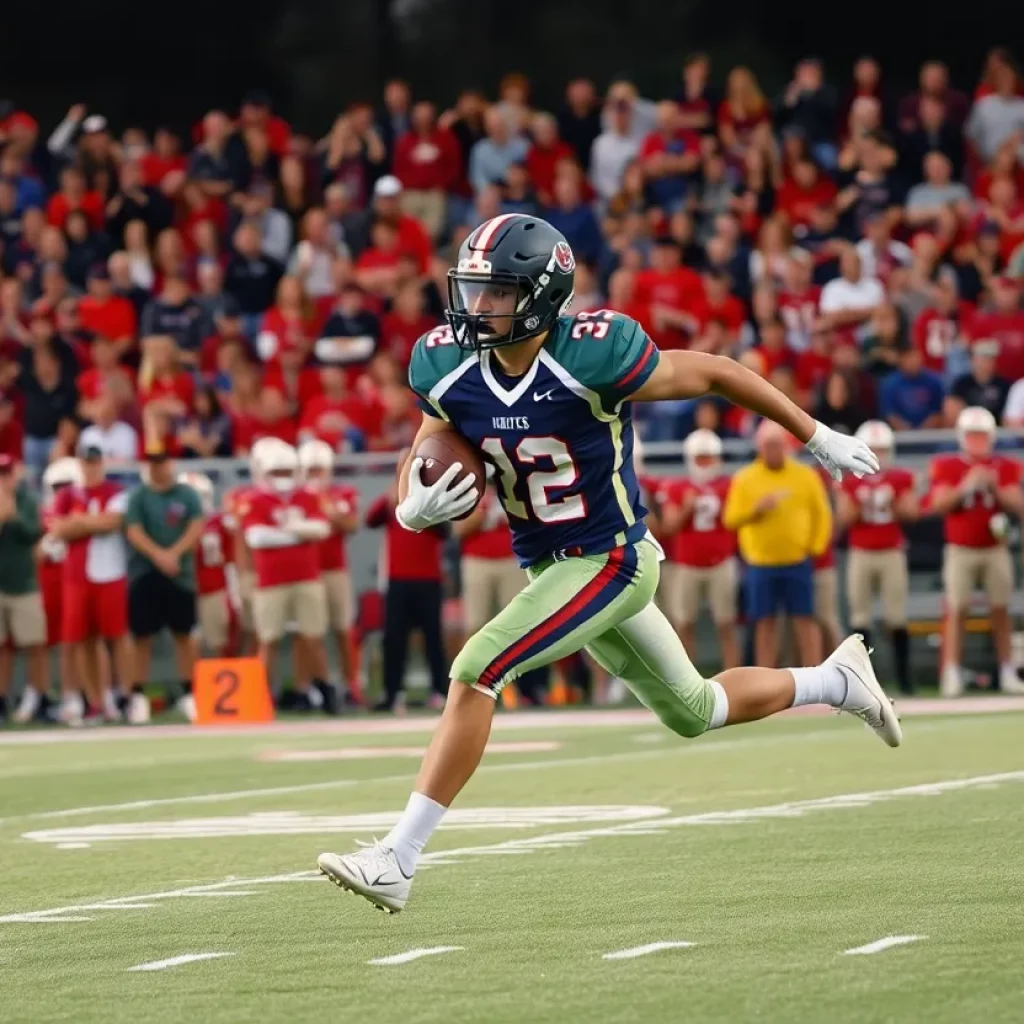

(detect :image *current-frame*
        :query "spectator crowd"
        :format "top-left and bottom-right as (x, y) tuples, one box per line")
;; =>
(3, 48), (1024, 478)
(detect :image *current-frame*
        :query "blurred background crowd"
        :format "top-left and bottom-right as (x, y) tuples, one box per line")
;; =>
(3, 44), (1024, 478)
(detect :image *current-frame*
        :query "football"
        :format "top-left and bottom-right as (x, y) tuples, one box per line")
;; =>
(415, 431), (486, 519)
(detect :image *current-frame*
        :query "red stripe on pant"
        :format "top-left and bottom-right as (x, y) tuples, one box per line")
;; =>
(479, 547), (626, 691)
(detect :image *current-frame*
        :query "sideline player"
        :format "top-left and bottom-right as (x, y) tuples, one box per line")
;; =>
(927, 406), (1024, 696)
(657, 429), (739, 669)
(180, 472), (235, 658)
(837, 421), (918, 695)
(317, 213), (896, 913)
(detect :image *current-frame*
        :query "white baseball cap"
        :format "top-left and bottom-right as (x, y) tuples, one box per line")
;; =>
(373, 175), (403, 198)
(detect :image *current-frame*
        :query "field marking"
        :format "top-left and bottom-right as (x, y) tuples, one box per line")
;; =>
(260, 740), (560, 762)
(0, 724), (881, 826)
(128, 952), (236, 972)
(3, 771), (1021, 926)
(842, 935), (926, 956)
(368, 947), (463, 966)
(23, 805), (669, 846)
(602, 941), (695, 960)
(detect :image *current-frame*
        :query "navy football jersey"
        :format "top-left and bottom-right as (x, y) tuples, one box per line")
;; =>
(409, 310), (660, 566)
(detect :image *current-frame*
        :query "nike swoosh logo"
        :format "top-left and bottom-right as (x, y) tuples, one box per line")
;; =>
(533, 390), (555, 401)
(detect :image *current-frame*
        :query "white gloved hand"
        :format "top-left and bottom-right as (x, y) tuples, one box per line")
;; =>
(396, 457), (480, 532)
(805, 421), (880, 481)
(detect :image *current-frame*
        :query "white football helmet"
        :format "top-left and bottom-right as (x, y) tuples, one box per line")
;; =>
(683, 429), (723, 484)
(178, 471), (214, 514)
(854, 420), (894, 467)
(250, 437), (284, 482)
(42, 457), (82, 502)
(256, 440), (299, 494)
(956, 406), (996, 457)
(298, 439), (334, 489)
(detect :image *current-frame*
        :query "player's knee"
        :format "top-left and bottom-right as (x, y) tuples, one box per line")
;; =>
(450, 638), (501, 699)
(649, 680), (714, 739)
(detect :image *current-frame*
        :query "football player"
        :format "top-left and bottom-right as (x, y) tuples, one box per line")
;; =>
(14, 458), (82, 725)
(657, 430), (739, 669)
(837, 421), (918, 695)
(317, 212), (893, 914)
(48, 443), (133, 724)
(240, 439), (334, 711)
(180, 472), (235, 659)
(928, 406), (1024, 697)
(298, 439), (361, 706)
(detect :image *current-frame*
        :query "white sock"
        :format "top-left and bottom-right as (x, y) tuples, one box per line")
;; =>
(790, 665), (848, 708)
(382, 792), (447, 873)
(708, 679), (729, 729)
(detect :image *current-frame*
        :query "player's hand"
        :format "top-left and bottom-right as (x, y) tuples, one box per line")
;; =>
(395, 457), (479, 532)
(806, 421), (879, 481)
(963, 466), (996, 490)
(156, 549), (180, 576)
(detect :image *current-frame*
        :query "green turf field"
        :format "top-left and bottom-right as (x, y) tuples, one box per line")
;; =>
(2, 705), (1024, 1024)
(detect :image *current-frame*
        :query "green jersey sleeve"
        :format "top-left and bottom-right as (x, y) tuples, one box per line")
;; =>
(122, 487), (144, 529)
(408, 325), (473, 421)
(557, 311), (660, 410)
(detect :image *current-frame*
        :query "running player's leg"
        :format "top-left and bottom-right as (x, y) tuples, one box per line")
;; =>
(318, 542), (657, 910)
(586, 593), (902, 739)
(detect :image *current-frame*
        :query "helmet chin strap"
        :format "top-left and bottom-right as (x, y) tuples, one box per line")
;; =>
(270, 477), (295, 494)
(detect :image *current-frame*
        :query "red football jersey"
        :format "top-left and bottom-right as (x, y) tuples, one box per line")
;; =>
(309, 484), (359, 572)
(240, 487), (326, 587)
(196, 513), (233, 596)
(222, 485), (255, 575)
(841, 467), (916, 551)
(778, 286), (822, 350)
(660, 476), (735, 568)
(38, 501), (68, 594)
(462, 490), (514, 559)
(912, 304), (973, 373)
(52, 482), (129, 584)
(929, 454), (1022, 548)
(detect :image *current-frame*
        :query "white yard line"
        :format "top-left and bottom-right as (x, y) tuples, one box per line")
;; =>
(842, 935), (926, 956)
(602, 941), (695, 960)
(128, 952), (236, 972)
(0, 726), (857, 826)
(3, 771), (1021, 925)
(367, 947), (463, 966)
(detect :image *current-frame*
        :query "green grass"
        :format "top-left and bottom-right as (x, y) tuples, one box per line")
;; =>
(2, 710), (1024, 1023)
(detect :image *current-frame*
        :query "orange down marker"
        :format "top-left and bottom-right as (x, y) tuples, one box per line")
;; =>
(193, 657), (275, 725)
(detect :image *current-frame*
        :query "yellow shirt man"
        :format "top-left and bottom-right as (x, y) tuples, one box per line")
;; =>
(723, 456), (832, 567)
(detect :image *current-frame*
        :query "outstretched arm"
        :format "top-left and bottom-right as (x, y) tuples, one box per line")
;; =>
(631, 350), (816, 442)
(630, 350), (879, 480)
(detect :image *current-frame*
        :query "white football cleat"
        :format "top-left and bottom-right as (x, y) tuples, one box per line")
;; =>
(318, 841), (412, 914)
(102, 689), (123, 723)
(13, 686), (41, 725)
(825, 635), (902, 748)
(127, 692), (151, 725)
(998, 665), (1024, 695)
(57, 692), (84, 727)
(940, 664), (964, 699)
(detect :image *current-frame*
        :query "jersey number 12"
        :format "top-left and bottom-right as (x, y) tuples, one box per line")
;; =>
(480, 437), (587, 524)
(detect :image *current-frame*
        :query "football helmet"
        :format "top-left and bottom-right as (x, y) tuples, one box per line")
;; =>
(447, 213), (576, 350)
(854, 420), (894, 466)
(253, 438), (299, 494)
(683, 429), (723, 483)
(298, 439), (334, 489)
(956, 406), (996, 457)
(178, 471), (214, 514)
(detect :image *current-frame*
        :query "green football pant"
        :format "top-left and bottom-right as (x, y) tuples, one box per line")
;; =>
(450, 540), (715, 738)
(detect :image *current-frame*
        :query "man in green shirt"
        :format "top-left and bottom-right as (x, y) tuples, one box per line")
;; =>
(0, 456), (47, 721)
(123, 446), (205, 722)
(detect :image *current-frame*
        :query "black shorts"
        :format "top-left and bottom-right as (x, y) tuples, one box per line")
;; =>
(128, 573), (197, 638)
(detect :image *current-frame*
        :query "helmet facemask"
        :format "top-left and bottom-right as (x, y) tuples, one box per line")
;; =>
(447, 271), (555, 350)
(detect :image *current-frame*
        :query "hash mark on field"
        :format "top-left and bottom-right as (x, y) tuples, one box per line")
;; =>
(603, 941), (696, 960)
(368, 947), (463, 966)
(843, 935), (927, 956)
(128, 952), (236, 972)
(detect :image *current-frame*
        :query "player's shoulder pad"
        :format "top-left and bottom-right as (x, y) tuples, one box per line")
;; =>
(408, 324), (474, 401)
(550, 310), (657, 400)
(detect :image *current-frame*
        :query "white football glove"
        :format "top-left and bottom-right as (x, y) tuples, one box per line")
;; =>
(396, 457), (479, 532)
(805, 421), (880, 481)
